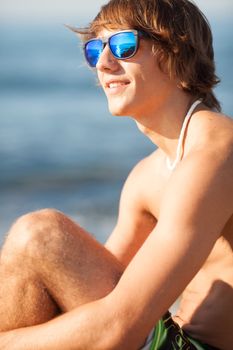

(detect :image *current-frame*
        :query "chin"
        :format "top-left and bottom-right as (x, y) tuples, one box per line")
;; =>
(108, 100), (133, 117)
(108, 104), (125, 117)
(110, 110), (126, 117)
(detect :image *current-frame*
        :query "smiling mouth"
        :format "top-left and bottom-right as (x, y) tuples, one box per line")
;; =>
(106, 81), (130, 89)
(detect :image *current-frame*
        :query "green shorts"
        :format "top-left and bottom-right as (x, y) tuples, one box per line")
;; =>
(142, 312), (219, 350)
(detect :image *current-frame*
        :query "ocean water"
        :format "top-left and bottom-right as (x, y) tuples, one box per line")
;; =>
(0, 18), (232, 246)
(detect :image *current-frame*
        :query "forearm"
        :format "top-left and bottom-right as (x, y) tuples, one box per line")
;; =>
(0, 298), (121, 350)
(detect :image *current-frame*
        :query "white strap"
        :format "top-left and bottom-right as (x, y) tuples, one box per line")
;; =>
(166, 100), (202, 171)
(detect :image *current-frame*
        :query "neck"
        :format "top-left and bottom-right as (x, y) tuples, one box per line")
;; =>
(134, 93), (198, 160)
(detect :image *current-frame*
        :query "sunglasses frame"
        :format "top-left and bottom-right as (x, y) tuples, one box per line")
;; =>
(83, 29), (142, 67)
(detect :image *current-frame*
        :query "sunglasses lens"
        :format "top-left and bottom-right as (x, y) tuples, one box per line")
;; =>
(84, 31), (138, 67)
(110, 31), (137, 59)
(85, 39), (103, 67)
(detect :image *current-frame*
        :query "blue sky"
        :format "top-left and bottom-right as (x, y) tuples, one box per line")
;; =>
(1, 0), (233, 25)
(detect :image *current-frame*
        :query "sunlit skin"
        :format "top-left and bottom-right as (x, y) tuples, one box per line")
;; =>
(96, 29), (201, 161)
(0, 28), (232, 350)
(96, 30), (173, 119)
(97, 30), (233, 349)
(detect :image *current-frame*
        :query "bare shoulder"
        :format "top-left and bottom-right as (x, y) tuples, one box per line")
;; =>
(130, 148), (163, 173)
(184, 110), (233, 187)
(189, 110), (233, 152)
(162, 111), (233, 240)
(113, 147), (167, 226)
(122, 148), (162, 189)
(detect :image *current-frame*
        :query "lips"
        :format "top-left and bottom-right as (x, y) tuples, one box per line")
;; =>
(104, 80), (130, 96)
(105, 80), (130, 89)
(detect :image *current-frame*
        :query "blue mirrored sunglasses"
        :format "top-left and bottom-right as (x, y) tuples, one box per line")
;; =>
(84, 29), (143, 67)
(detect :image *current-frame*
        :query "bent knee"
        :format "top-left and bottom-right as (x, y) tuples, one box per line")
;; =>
(2, 209), (69, 263)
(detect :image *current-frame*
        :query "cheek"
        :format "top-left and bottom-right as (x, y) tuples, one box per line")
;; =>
(133, 69), (154, 97)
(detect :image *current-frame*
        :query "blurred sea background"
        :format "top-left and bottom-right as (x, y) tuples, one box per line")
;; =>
(0, 0), (232, 246)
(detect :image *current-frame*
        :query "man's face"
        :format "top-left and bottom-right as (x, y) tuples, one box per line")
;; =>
(96, 29), (174, 120)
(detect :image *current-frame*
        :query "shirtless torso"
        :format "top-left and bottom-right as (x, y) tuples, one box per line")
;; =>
(106, 109), (233, 349)
(0, 108), (232, 350)
(0, 2), (232, 347)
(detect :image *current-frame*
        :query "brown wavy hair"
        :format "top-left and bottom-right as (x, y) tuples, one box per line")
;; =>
(71, 0), (221, 111)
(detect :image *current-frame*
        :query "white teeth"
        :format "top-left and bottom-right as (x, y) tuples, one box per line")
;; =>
(108, 82), (127, 89)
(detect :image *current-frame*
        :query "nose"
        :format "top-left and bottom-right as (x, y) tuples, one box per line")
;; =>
(96, 45), (119, 72)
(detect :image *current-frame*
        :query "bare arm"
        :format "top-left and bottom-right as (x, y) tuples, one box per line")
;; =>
(1, 149), (233, 349)
(105, 155), (157, 266)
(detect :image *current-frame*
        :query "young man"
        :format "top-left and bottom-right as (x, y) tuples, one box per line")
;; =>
(0, 0), (232, 349)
